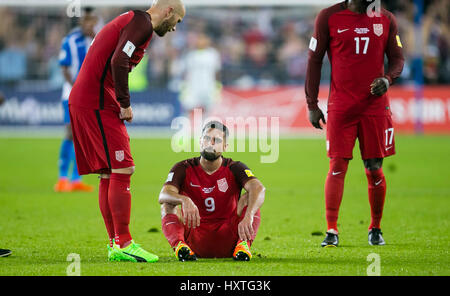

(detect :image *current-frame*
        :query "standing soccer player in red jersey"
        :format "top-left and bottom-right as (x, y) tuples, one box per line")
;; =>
(159, 121), (266, 261)
(68, 0), (185, 262)
(305, 0), (404, 247)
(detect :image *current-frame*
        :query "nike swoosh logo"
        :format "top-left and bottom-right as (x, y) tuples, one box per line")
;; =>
(375, 180), (383, 186)
(332, 171), (342, 176)
(385, 146), (393, 151)
(190, 182), (201, 187)
(122, 251), (146, 262)
(338, 29), (349, 33)
(126, 187), (130, 191)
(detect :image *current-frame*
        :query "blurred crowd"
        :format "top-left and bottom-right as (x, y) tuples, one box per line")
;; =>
(0, 0), (449, 91)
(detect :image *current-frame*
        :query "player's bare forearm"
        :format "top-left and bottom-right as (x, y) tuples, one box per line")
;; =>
(243, 179), (265, 218)
(238, 179), (265, 241)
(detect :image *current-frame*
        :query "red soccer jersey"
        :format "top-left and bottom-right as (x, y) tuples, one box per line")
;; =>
(164, 157), (257, 222)
(69, 10), (153, 112)
(305, 2), (404, 116)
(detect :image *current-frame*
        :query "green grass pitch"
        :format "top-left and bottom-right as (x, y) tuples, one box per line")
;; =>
(0, 135), (449, 276)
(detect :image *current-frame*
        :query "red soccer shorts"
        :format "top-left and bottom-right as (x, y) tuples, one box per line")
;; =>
(69, 105), (134, 175)
(183, 209), (261, 258)
(326, 111), (396, 160)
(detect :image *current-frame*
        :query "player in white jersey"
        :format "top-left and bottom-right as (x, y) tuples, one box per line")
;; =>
(179, 33), (221, 117)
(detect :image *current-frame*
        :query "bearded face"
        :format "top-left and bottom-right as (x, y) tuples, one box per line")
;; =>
(200, 148), (221, 161)
(199, 129), (226, 162)
(154, 18), (172, 37)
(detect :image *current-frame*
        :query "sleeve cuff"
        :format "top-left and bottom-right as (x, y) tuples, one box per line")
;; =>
(384, 75), (393, 85)
(119, 100), (131, 108)
(307, 102), (320, 111)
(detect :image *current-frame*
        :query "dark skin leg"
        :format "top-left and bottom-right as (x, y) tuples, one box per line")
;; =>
(363, 158), (383, 171)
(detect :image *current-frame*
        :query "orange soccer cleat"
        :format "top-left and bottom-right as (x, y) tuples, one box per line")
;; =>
(70, 181), (94, 192)
(233, 240), (252, 261)
(54, 178), (72, 192)
(174, 241), (197, 262)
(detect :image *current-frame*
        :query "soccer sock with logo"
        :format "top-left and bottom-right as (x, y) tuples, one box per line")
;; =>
(365, 168), (386, 230)
(324, 157), (349, 232)
(58, 139), (73, 179)
(162, 214), (185, 249)
(108, 173), (132, 248)
(99, 177), (115, 247)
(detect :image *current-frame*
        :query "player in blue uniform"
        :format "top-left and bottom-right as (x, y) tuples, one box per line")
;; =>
(54, 8), (98, 192)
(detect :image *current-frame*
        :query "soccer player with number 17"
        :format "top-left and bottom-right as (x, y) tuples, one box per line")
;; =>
(305, 0), (404, 247)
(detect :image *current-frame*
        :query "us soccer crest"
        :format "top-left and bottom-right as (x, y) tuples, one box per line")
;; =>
(217, 178), (228, 193)
(374, 24), (383, 36)
(115, 150), (124, 162)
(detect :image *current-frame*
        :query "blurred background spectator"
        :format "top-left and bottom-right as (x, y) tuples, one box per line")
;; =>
(175, 32), (222, 116)
(0, 1), (448, 91)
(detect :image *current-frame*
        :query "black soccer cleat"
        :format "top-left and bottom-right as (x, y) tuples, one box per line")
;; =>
(321, 232), (339, 247)
(177, 247), (197, 262)
(233, 251), (250, 261)
(232, 241), (252, 261)
(368, 228), (385, 246)
(175, 242), (197, 262)
(0, 249), (12, 257)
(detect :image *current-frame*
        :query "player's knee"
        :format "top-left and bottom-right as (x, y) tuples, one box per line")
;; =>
(100, 173), (110, 179)
(111, 166), (135, 175)
(329, 158), (349, 177)
(161, 203), (177, 218)
(364, 158), (383, 171)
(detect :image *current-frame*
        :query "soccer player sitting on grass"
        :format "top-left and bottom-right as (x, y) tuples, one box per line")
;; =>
(159, 121), (266, 261)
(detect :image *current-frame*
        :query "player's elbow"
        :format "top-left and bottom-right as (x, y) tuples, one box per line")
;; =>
(111, 54), (129, 73)
(253, 183), (266, 200)
(308, 51), (324, 65)
(259, 184), (266, 194)
(260, 185), (266, 202)
(158, 191), (167, 204)
(158, 188), (175, 205)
